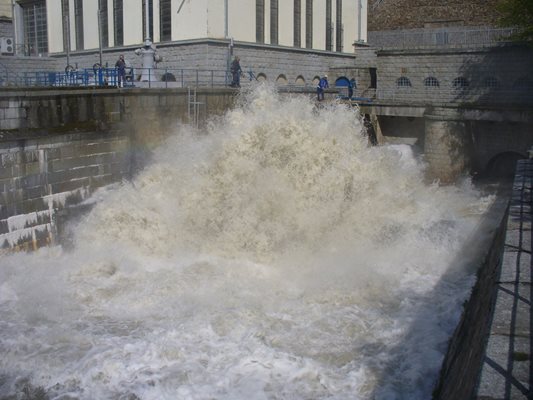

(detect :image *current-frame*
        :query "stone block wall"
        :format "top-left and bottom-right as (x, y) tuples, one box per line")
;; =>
(375, 45), (533, 106)
(0, 87), (238, 252)
(0, 131), (130, 252)
(368, 0), (503, 31)
(1, 40), (357, 89)
(433, 195), (509, 399)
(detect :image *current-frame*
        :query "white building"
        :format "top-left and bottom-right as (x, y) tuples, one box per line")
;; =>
(10, 0), (366, 55)
(5, 0), (369, 87)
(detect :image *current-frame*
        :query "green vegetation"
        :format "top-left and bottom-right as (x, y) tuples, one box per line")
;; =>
(497, 0), (533, 43)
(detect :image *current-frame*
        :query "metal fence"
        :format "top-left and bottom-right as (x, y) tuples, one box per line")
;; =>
(0, 65), (258, 88)
(368, 27), (519, 49)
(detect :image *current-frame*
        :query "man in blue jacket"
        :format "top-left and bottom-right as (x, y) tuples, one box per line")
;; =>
(317, 74), (329, 101)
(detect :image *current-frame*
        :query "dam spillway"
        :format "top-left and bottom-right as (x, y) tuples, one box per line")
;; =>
(0, 85), (505, 399)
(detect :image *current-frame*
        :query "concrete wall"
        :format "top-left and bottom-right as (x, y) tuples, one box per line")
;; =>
(433, 196), (509, 399)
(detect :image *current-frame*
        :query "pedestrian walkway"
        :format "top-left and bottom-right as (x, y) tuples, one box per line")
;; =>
(475, 159), (532, 399)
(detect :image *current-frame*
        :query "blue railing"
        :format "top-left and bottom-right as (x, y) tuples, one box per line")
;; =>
(0, 66), (245, 89)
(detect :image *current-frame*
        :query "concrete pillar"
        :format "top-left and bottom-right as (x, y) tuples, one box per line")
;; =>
(424, 107), (472, 184)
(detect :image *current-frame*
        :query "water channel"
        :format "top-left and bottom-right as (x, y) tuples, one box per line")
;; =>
(0, 85), (499, 399)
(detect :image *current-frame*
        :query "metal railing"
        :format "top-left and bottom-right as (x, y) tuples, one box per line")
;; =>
(368, 27), (519, 50)
(0, 65), (257, 88)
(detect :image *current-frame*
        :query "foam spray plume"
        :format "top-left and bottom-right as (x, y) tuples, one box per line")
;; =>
(0, 85), (494, 399)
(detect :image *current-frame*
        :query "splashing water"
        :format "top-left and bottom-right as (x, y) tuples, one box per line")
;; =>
(0, 85), (495, 399)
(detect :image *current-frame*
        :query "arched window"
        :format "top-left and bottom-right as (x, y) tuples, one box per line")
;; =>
(256, 73), (267, 82)
(452, 77), (469, 89)
(276, 74), (288, 84)
(312, 76), (321, 86)
(424, 76), (439, 87)
(396, 77), (412, 87)
(483, 76), (500, 89)
(295, 75), (306, 85)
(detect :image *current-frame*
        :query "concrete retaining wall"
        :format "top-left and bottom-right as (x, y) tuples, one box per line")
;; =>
(0, 87), (238, 252)
(433, 195), (509, 399)
(0, 130), (130, 251)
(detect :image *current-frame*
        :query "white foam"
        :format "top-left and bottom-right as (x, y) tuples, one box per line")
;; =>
(0, 84), (494, 400)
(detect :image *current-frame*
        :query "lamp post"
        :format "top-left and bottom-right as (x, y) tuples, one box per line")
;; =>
(97, 7), (103, 67)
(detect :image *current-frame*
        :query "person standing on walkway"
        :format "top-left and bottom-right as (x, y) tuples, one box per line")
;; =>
(230, 56), (243, 88)
(115, 55), (126, 88)
(317, 74), (329, 101)
(348, 78), (356, 99)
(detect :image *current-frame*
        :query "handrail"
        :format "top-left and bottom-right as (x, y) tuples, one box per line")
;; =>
(0, 65), (262, 89)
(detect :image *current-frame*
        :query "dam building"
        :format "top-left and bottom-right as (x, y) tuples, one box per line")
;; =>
(2, 0), (367, 87)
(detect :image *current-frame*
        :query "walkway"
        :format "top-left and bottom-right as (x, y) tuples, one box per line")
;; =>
(475, 159), (533, 399)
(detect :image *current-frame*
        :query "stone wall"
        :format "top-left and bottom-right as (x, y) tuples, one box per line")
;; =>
(0, 130), (130, 252)
(0, 87), (238, 252)
(368, 0), (503, 31)
(433, 195), (509, 399)
(375, 45), (533, 106)
(0, 56), (60, 85)
(1, 40), (356, 89)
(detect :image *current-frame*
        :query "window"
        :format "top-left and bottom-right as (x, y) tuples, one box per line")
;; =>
(335, 0), (343, 52)
(397, 77), (412, 87)
(74, 0), (83, 50)
(483, 76), (500, 89)
(114, 0), (123, 46)
(424, 76), (439, 87)
(305, 0), (313, 49)
(270, 0), (278, 45)
(369, 68), (377, 88)
(160, 0), (171, 41)
(142, 0), (154, 40)
(22, 0), (48, 55)
(325, 0), (332, 51)
(453, 77), (469, 89)
(256, 0), (265, 43)
(61, 0), (69, 52)
(294, 0), (301, 47)
(99, 0), (109, 48)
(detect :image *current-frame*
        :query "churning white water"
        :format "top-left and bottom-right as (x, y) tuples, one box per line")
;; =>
(1, 85), (495, 399)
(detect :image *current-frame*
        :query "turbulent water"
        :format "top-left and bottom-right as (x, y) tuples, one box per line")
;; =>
(0, 85), (495, 400)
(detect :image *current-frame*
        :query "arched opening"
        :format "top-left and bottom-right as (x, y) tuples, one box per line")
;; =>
(295, 75), (306, 85)
(276, 74), (288, 84)
(312, 76), (320, 86)
(335, 76), (353, 98)
(335, 76), (350, 87)
(256, 73), (267, 82)
(477, 152), (525, 182)
(396, 77), (412, 87)
(452, 77), (469, 89)
(424, 76), (439, 87)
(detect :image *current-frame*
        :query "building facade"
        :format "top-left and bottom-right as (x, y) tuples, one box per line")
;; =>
(9, 0), (367, 56)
